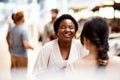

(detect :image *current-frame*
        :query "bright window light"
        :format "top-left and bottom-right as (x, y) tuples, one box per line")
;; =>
(99, 7), (114, 19)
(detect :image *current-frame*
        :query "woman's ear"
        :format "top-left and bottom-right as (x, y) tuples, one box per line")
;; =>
(83, 36), (91, 50)
(83, 36), (87, 42)
(83, 36), (90, 45)
(83, 36), (86, 44)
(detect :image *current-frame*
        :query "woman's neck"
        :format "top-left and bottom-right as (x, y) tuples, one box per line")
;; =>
(58, 40), (72, 49)
(86, 46), (98, 60)
(16, 24), (21, 26)
(58, 40), (72, 60)
(89, 52), (98, 59)
(15, 21), (23, 26)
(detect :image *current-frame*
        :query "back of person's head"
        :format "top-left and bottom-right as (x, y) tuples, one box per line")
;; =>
(12, 11), (24, 24)
(80, 16), (109, 66)
(54, 14), (78, 35)
(51, 8), (59, 14)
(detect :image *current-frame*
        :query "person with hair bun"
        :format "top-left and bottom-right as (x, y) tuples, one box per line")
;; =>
(7, 11), (33, 68)
(12, 11), (24, 24)
(66, 17), (120, 80)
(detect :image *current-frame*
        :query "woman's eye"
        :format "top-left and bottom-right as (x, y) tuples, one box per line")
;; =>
(69, 26), (74, 29)
(60, 26), (65, 29)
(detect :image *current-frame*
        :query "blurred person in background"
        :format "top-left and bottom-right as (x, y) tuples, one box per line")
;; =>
(42, 8), (59, 45)
(32, 14), (88, 80)
(7, 11), (33, 69)
(109, 20), (120, 56)
(66, 17), (120, 80)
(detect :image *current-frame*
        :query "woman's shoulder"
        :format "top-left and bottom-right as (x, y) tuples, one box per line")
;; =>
(68, 58), (85, 69)
(38, 40), (57, 56)
(72, 39), (83, 46)
(108, 56), (120, 66)
(106, 56), (120, 76)
(109, 56), (120, 61)
(42, 39), (58, 48)
(72, 39), (80, 43)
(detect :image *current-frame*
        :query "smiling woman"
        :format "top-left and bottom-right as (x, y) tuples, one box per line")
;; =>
(57, 19), (76, 43)
(32, 14), (88, 80)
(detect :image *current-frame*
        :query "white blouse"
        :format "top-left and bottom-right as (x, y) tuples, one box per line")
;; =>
(32, 39), (88, 79)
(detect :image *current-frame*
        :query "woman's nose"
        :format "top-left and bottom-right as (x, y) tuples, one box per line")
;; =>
(65, 27), (70, 31)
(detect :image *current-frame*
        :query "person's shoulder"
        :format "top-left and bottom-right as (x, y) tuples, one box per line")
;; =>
(67, 60), (78, 71)
(45, 21), (52, 26)
(72, 39), (84, 49)
(10, 26), (17, 32)
(109, 56), (120, 65)
(18, 27), (27, 34)
(110, 56), (120, 61)
(43, 39), (58, 47)
(10, 26), (15, 29)
(72, 39), (81, 45)
(68, 58), (83, 69)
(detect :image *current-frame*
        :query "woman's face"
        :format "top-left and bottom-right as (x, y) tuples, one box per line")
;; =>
(57, 19), (76, 42)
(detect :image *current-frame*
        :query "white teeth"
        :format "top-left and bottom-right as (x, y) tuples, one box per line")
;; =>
(64, 33), (71, 37)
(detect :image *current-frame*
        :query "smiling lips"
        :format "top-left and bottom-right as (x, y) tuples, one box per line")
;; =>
(63, 33), (71, 38)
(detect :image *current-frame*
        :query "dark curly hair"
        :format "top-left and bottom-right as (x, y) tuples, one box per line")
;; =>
(80, 17), (109, 66)
(54, 14), (78, 35)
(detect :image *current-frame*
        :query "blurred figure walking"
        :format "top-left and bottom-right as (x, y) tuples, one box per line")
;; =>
(42, 8), (59, 45)
(7, 11), (33, 69)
